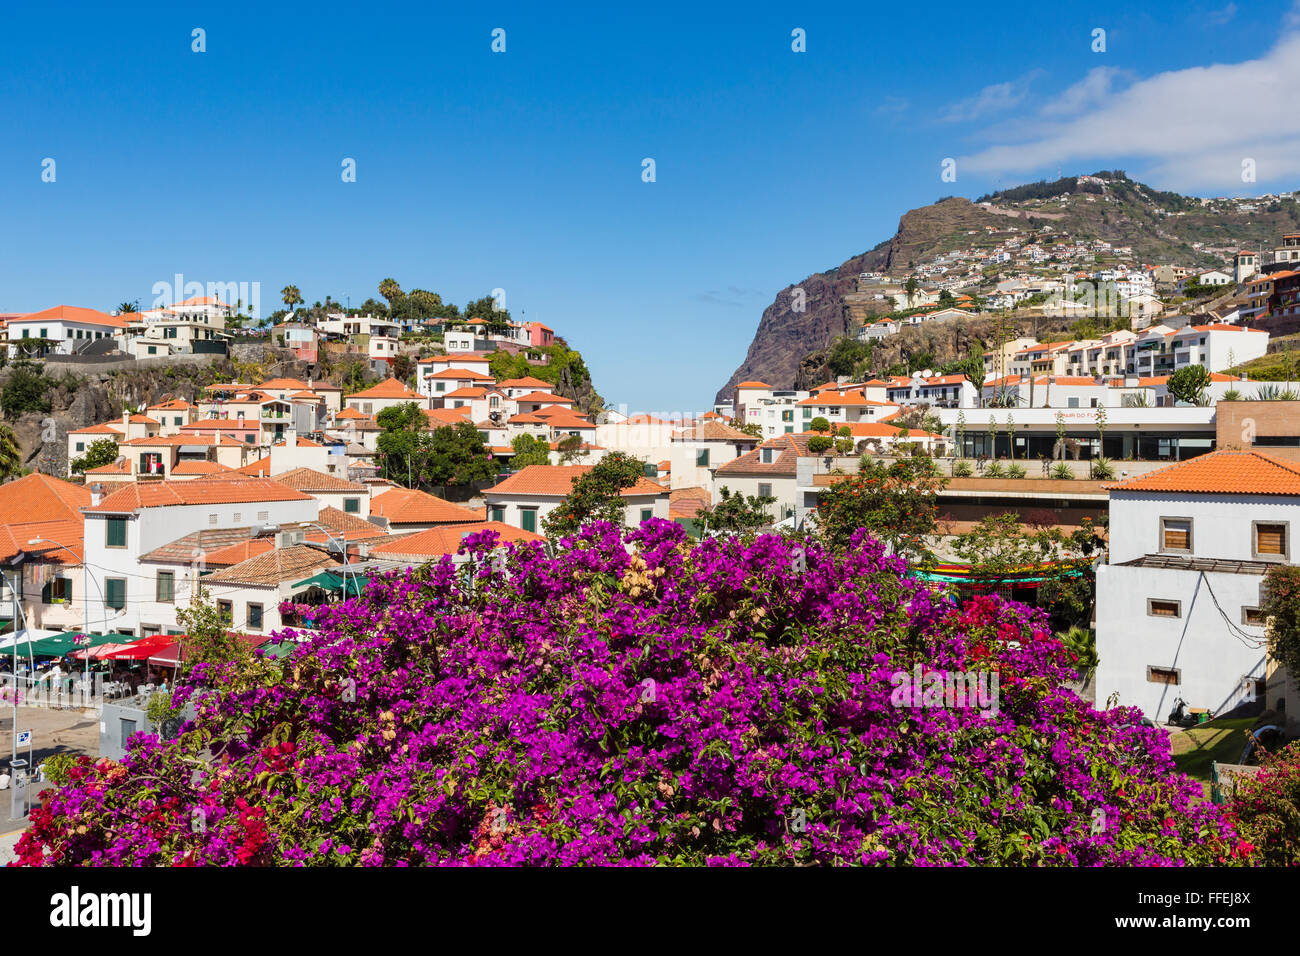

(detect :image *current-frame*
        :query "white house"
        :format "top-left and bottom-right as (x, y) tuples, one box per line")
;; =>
(80, 478), (321, 638)
(7, 305), (128, 357)
(1095, 451), (1296, 724)
(483, 465), (669, 534)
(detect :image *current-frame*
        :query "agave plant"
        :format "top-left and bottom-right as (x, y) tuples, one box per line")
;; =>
(1051, 462), (1076, 480)
(984, 461), (1006, 478)
(1006, 462), (1026, 479)
(952, 459), (974, 477)
(1089, 456), (1116, 480)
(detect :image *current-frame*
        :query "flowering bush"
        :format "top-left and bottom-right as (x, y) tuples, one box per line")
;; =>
(1228, 741), (1300, 865)
(14, 521), (1240, 866)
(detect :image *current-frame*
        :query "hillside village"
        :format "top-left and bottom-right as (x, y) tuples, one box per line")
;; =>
(4, 193), (1300, 808)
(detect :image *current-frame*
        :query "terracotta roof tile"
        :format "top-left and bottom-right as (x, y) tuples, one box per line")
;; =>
(1104, 450), (1300, 496)
(84, 478), (314, 513)
(346, 378), (423, 400)
(272, 467), (366, 493)
(370, 487), (484, 525)
(204, 544), (341, 587)
(368, 521), (543, 560)
(487, 465), (668, 498)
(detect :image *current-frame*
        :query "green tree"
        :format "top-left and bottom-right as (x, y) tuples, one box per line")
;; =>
(510, 433), (551, 468)
(70, 437), (119, 475)
(542, 451), (645, 537)
(378, 278), (404, 316)
(1262, 565), (1300, 683)
(555, 433), (585, 464)
(175, 584), (250, 677)
(809, 416), (832, 434)
(1, 366), (52, 418)
(425, 421), (496, 487)
(1168, 364), (1211, 405)
(117, 302), (138, 314)
(808, 434), (834, 454)
(280, 285), (303, 312)
(698, 486), (775, 536)
(0, 424), (21, 479)
(815, 457), (946, 565)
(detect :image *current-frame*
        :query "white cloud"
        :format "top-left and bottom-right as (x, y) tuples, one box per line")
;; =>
(1040, 67), (1134, 118)
(941, 72), (1041, 123)
(959, 31), (1300, 190)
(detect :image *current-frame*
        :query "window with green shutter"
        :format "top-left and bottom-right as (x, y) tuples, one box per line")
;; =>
(106, 578), (126, 610)
(696, 449), (709, 467)
(640, 509), (652, 523)
(782, 410), (793, 422)
(105, 517), (127, 548)
(520, 508), (537, 533)
(344, 497), (360, 514)
(156, 571), (175, 603)
(491, 507), (505, 523)
(247, 603), (264, 630)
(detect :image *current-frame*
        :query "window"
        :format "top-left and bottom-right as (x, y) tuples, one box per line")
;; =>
(156, 571), (175, 603)
(344, 497), (361, 514)
(75, 441), (84, 452)
(490, 506), (505, 523)
(1147, 666), (1181, 685)
(640, 508), (652, 523)
(520, 508), (537, 533)
(802, 408), (812, 419)
(761, 448), (774, 464)
(1147, 599), (1181, 618)
(1242, 606), (1265, 626)
(209, 514), (218, 527)
(1067, 397), (1079, 408)
(363, 403), (373, 415)
(781, 410), (793, 422)
(217, 600), (233, 622)
(436, 382), (445, 392)
(232, 512), (241, 523)
(105, 577), (127, 610)
(120, 718), (138, 742)
(1160, 517), (1192, 553)
(258, 512), (269, 522)
(784, 426), (793, 434)
(1254, 522), (1288, 560)
(247, 603), (264, 630)
(697, 449), (710, 467)
(758, 483), (772, 498)
(105, 517), (127, 548)
(42, 577), (70, 604)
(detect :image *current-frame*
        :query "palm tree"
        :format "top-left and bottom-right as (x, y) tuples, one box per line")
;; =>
(118, 301), (138, 314)
(281, 285), (303, 312)
(0, 424), (23, 480)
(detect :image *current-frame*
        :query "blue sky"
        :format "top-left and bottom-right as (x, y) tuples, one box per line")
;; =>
(3, 0), (1298, 411)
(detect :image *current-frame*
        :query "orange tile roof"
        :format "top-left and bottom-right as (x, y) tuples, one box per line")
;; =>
(147, 399), (194, 411)
(235, 457), (271, 476)
(272, 436), (323, 448)
(13, 305), (128, 329)
(335, 407), (372, 420)
(84, 459), (131, 475)
(419, 353), (489, 365)
(672, 421), (757, 442)
(514, 391), (574, 404)
(508, 413), (546, 424)
(204, 544), (341, 588)
(669, 486), (709, 519)
(0, 473), (91, 525)
(0, 518), (86, 565)
(497, 376), (552, 389)
(736, 381), (770, 388)
(170, 461), (236, 476)
(425, 407), (473, 426)
(316, 506), (388, 536)
(426, 368), (494, 381)
(1103, 450), (1300, 496)
(487, 465), (668, 498)
(442, 386), (489, 399)
(714, 433), (817, 477)
(69, 422), (125, 436)
(543, 411), (597, 430)
(347, 378), (423, 400)
(369, 521), (543, 560)
(272, 467), (366, 493)
(84, 478), (315, 513)
(370, 487), (484, 525)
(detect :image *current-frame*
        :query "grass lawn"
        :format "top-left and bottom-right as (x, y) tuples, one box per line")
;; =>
(1170, 717), (1259, 802)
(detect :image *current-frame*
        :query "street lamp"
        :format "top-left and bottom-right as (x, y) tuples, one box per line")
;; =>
(28, 538), (108, 705)
(1, 567), (35, 765)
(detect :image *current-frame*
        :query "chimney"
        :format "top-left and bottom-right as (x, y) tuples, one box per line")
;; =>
(90, 483), (103, 507)
(123, 411), (130, 430)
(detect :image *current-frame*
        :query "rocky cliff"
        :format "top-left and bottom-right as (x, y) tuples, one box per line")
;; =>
(716, 174), (1300, 403)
